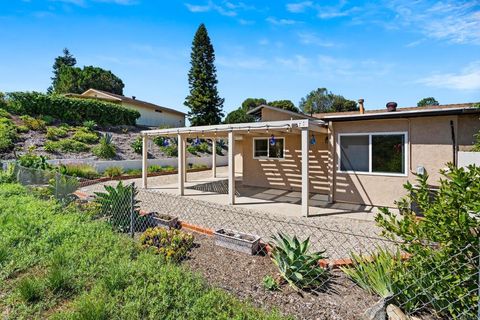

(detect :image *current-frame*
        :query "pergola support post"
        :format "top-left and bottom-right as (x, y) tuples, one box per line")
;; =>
(228, 131), (235, 205)
(212, 139), (217, 178)
(141, 135), (148, 189)
(178, 134), (185, 196)
(301, 127), (310, 216)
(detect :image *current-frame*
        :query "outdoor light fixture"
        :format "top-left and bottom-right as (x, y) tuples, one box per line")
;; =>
(269, 134), (276, 146)
(310, 134), (316, 145)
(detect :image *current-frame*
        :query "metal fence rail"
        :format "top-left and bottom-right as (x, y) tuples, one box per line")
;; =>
(7, 164), (480, 320)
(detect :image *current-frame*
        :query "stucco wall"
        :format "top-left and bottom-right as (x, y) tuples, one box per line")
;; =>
(261, 108), (306, 121)
(458, 114), (480, 150)
(331, 115), (470, 207)
(122, 103), (185, 128)
(242, 132), (330, 194)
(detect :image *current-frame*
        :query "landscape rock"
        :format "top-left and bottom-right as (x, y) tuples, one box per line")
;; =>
(363, 298), (387, 320)
(386, 304), (408, 320)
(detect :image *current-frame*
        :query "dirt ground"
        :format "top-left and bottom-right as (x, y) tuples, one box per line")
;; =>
(183, 233), (377, 320)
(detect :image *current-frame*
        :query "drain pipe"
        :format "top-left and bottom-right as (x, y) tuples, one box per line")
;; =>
(450, 120), (457, 167)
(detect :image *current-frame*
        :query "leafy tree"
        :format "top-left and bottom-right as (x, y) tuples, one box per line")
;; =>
(184, 24), (224, 126)
(48, 48), (77, 94)
(268, 100), (299, 113)
(54, 66), (124, 95)
(299, 88), (358, 114)
(241, 98), (266, 111)
(224, 108), (255, 124)
(417, 97), (439, 107)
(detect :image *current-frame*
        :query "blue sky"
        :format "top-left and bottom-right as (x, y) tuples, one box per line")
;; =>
(0, 0), (479, 116)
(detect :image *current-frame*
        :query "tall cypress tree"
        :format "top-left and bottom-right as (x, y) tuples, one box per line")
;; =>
(184, 24), (224, 126)
(48, 48), (77, 94)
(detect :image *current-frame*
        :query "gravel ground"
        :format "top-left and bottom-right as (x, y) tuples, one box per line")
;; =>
(183, 233), (378, 320)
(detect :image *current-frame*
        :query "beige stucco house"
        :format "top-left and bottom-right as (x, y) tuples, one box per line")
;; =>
(140, 101), (480, 215)
(68, 88), (185, 128)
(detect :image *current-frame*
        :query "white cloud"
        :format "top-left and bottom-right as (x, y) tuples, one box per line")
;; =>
(50, 0), (136, 5)
(417, 61), (480, 90)
(286, 1), (313, 13)
(275, 55), (309, 73)
(389, 0), (480, 45)
(266, 16), (299, 25)
(298, 32), (335, 47)
(217, 56), (267, 70)
(184, 1), (256, 17)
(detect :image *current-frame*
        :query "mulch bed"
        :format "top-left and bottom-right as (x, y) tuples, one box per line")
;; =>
(182, 233), (377, 320)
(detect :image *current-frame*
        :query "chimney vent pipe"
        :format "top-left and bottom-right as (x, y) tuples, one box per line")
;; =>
(358, 99), (365, 114)
(386, 102), (397, 112)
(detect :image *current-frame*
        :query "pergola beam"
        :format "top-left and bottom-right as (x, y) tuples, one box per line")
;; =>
(178, 134), (185, 196)
(301, 127), (310, 216)
(141, 135), (148, 189)
(212, 139), (217, 178)
(228, 131), (235, 205)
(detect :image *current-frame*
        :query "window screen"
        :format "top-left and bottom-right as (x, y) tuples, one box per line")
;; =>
(372, 135), (405, 174)
(340, 135), (369, 172)
(254, 139), (268, 157)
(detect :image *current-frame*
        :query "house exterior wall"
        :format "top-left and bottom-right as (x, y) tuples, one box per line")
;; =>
(242, 132), (330, 195)
(261, 108), (307, 121)
(330, 114), (480, 207)
(122, 102), (185, 128)
(80, 90), (185, 128)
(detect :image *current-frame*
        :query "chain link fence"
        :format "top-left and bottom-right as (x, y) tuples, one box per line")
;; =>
(6, 164), (480, 319)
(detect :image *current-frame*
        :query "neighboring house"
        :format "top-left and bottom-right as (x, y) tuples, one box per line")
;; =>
(140, 101), (480, 215)
(67, 88), (186, 128)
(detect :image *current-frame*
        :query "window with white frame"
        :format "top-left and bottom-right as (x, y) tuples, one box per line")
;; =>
(253, 137), (285, 159)
(339, 132), (407, 175)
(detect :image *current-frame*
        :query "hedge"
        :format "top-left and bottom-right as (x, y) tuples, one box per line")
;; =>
(6, 92), (140, 126)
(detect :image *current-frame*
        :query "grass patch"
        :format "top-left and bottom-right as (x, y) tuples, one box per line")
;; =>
(46, 127), (69, 141)
(45, 139), (90, 153)
(0, 183), (286, 319)
(58, 163), (99, 180)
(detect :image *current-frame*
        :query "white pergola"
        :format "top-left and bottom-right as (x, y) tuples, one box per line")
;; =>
(140, 119), (326, 216)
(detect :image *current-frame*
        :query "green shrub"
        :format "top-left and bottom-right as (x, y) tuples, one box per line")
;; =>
(20, 115), (46, 131)
(6, 92), (140, 126)
(262, 275), (279, 291)
(131, 137), (142, 154)
(187, 141), (211, 156)
(94, 182), (142, 233)
(124, 168), (142, 175)
(93, 133), (116, 159)
(190, 164), (207, 170)
(58, 163), (99, 179)
(46, 127), (69, 140)
(48, 174), (79, 205)
(41, 115), (55, 125)
(147, 164), (163, 173)
(72, 130), (99, 144)
(269, 233), (329, 291)
(341, 247), (401, 298)
(160, 145), (178, 157)
(16, 125), (30, 133)
(103, 166), (123, 178)
(0, 108), (10, 118)
(45, 139), (90, 153)
(0, 163), (16, 183)
(140, 227), (194, 262)
(376, 164), (480, 318)
(0, 119), (17, 152)
(18, 277), (44, 303)
(18, 152), (51, 169)
(82, 120), (97, 131)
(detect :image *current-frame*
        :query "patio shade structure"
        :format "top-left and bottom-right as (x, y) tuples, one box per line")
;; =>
(140, 119), (326, 216)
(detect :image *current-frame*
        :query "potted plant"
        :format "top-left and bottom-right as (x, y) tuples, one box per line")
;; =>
(214, 228), (260, 255)
(151, 212), (178, 229)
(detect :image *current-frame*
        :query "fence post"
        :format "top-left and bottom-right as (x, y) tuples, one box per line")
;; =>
(130, 182), (135, 238)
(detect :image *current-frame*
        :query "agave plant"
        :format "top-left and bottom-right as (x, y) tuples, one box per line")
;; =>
(94, 182), (141, 233)
(48, 174), (79, 206)
(269, 233), (328, 291)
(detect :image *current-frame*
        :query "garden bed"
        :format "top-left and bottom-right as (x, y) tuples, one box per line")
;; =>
(183, 233), (377, 320)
